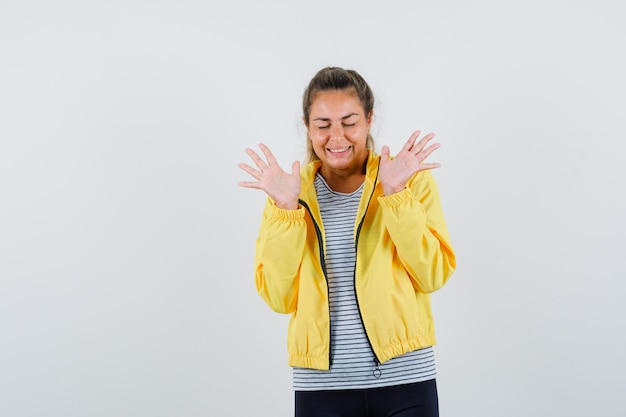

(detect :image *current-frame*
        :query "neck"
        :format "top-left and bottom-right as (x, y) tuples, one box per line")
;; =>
(318, 164), (367, 193)
(322, 173), (364, 193)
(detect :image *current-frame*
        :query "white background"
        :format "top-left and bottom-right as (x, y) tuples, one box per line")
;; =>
(1, 1), (625, 416)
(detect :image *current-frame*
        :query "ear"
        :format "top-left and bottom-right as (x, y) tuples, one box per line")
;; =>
(367, 111), (374, 130)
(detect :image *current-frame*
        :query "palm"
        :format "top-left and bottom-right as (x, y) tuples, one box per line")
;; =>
(238, 143), (301, 210)
(379, 131), (441, 195)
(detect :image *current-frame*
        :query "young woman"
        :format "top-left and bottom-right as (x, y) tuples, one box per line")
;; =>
(239, 67), (456, 417)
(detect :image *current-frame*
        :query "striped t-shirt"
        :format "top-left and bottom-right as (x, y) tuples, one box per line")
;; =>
(292, 174), (436, 391)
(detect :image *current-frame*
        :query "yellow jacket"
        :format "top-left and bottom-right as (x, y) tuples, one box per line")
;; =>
(254, 151), (456, 370)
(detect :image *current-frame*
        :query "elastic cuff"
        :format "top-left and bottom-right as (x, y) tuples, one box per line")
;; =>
(378, 188), (413, 207)
(265, 199), (305, 220)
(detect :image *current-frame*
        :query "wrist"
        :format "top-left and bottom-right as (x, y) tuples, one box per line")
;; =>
(382, 184), (406, 196)
(275, 200), (299, 210)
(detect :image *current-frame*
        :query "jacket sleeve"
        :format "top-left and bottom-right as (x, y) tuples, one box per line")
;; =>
(254, 198), (307, 314)
(377, 170), (456, 293)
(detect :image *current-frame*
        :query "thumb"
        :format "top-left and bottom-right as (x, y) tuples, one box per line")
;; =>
(381, 145), (390, 160)
(291, 160), (301, 175)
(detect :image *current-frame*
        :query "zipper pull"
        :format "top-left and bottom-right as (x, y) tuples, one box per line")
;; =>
(372, 359), (382, 378)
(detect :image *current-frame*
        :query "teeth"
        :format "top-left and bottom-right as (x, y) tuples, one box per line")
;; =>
(329, 146), (350, 153)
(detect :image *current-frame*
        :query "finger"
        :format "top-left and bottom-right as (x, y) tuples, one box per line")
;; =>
(245, 147), (269, 171)
(238, 162), (261, 179)
(416, 143), (441, 163)
(381, 145), (390, 159)
(291, 160), (300, 176)
(417, 162), (441, 171)
(402, 131), (422, 153)
(413, 132), (436, 154)
(258, 143), (279, 167)
(238, 180), (261, 189)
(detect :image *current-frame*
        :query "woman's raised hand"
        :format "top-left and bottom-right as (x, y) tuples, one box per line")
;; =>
(379, 131), (441, 196)
(238, 143), (301, 210)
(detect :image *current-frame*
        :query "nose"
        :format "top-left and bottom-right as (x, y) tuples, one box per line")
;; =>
(330, 124), (344, 140)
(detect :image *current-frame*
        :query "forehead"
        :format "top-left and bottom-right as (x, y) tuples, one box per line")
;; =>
(309, 89), (364, 117)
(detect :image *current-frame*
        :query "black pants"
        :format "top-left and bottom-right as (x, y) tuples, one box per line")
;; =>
(294, 379), (439, 417)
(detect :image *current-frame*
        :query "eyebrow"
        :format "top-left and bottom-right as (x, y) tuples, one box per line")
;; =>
(312, 113), (360, 122)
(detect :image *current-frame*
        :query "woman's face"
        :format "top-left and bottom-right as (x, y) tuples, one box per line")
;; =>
(307, 89), (372, 177)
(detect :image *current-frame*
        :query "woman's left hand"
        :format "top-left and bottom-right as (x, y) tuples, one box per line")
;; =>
(379, 130), (441, 195)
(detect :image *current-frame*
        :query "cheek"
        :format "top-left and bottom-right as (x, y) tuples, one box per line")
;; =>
(345, 127), (366, 141)
(310, 131), (328, 145)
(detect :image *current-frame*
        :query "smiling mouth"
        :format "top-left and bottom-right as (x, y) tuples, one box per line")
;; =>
(328, 146), (350, 153)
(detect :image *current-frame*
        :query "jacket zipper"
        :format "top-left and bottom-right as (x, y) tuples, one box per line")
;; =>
(353, 166), (383, 376)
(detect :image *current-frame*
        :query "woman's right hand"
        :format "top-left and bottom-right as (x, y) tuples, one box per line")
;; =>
(238, 143), (301, 210)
